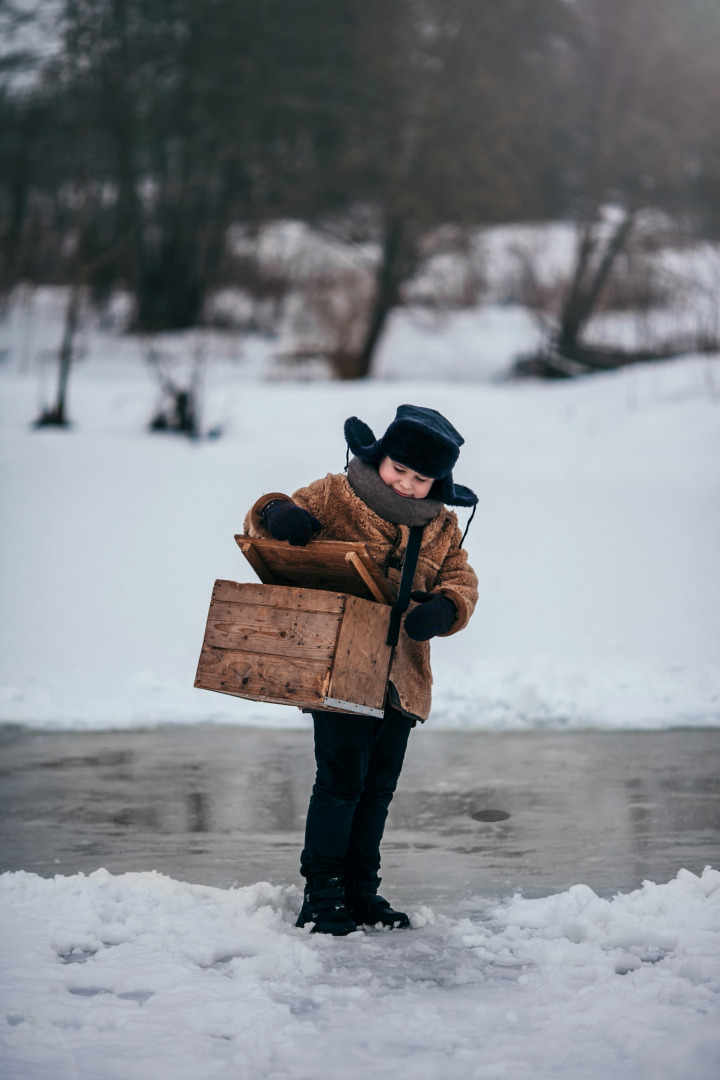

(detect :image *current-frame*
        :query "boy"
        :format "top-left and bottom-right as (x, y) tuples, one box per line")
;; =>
(244, 405), (478, 934)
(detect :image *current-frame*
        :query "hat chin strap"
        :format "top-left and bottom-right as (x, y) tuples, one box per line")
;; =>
(459, 504), (476, 548)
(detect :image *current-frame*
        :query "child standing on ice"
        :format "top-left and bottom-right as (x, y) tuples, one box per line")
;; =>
(244, 405), (478, 934)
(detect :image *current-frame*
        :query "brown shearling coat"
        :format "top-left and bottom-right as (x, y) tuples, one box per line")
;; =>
(244, 472), (478, 723)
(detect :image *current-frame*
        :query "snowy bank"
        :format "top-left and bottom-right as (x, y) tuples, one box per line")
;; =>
(1, 866), (719, 1080)
(1, 289), (719, 730)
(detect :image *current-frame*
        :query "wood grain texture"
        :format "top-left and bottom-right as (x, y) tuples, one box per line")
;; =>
(326, 595), (393, 711)
(195, 576), (393, 714)
(345, 550), (387, 603)
(203, 598), (339, 661)
(238, 543), (279, 585)
(212, 579), (345, 614)
(194, 644), (329, 706)
(234, 535), (395, 604)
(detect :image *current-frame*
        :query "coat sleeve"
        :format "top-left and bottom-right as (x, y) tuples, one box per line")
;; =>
(243, 492), (294, 538)
(433, 519), (478, 636)
(242, 476), (330, 538)
(288, 476), (331, 525)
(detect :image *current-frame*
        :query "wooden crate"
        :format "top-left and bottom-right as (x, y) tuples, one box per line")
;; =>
(194, 537), (395, 718)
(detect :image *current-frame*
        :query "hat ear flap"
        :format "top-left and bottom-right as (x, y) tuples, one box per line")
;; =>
(451, 483), (479, 507)
(430, 477), (478, 507)
(344, 417), (382, 463)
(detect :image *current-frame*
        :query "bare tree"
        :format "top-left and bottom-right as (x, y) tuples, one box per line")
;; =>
(536, 0), (720, 374)
(319, 0), (570, 377)
(34, 225), (122, 427)
(146, 340), (204, 438)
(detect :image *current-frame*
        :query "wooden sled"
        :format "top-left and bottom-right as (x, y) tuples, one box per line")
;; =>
(194, 536), (396, 718)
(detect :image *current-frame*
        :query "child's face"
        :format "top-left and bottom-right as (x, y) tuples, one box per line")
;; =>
(378, 456), (434, 499)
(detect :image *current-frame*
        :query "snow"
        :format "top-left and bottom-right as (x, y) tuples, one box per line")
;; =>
(1, 866), (719, 1079)
(1, 276), (720, 1079)
(1, 285), (719, 730)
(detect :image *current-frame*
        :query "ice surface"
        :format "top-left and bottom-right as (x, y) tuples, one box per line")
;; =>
(2, 727), (718, 902)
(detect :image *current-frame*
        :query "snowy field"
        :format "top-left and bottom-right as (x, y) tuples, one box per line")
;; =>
(0, 286), (719, 731)
(1, 281), (720, 1079)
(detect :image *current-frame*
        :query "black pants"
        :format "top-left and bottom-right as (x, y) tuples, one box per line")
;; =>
(300, 704), (414, 884)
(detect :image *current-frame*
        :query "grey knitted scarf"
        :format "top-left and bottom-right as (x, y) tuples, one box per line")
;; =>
(346, 457), (443, 527)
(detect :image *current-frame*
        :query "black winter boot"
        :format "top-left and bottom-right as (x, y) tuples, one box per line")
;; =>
(344, 879), (411, 929)
(296, 876), (358, 936)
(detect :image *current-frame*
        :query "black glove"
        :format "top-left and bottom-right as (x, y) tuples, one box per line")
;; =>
(403, 591), (456, 641)
(261, 500), (321, 547)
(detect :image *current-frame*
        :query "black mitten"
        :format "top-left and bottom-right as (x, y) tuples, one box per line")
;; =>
(403, 591), (456, 641)
(262, 501), (321, 547)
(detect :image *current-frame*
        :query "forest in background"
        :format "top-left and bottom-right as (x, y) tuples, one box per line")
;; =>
(1, 0), (720, 392)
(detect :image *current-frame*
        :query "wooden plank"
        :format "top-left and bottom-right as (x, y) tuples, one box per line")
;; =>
(196, 670), (323, 708)
(195, 644), (329, 706)
(234, 535), (394, 603)
(326, 595), (393, 712)
(272, 567), (367, 595)
(345, 550), (388, 604)
(354, 550), (395, 603)
(238, 542), (279, 585)
(203, 597), (339, 661)
(211, 579), (345, 615)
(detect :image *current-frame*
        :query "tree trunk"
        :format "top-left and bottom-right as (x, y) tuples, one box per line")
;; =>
(347, 216), (414, 380)
(35, 285), (82, 427)
(558, 208), (636, 353)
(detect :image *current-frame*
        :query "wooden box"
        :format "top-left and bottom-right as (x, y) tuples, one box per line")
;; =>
(194, 536), (396, 718)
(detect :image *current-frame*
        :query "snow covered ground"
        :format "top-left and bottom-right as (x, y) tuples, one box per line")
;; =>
(0, 286), (719, 730)
(1, 866), (719, 1080)
(1, 283), (719, 1079)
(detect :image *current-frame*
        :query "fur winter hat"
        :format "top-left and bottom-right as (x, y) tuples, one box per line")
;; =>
(344, 404), (478, 507)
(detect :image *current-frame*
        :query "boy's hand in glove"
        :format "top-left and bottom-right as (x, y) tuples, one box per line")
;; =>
(403, 591), (456, 641)
(261, 501), (322, 547)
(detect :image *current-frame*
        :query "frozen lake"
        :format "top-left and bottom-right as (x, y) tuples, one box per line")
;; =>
(2, 725), (718, 906)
